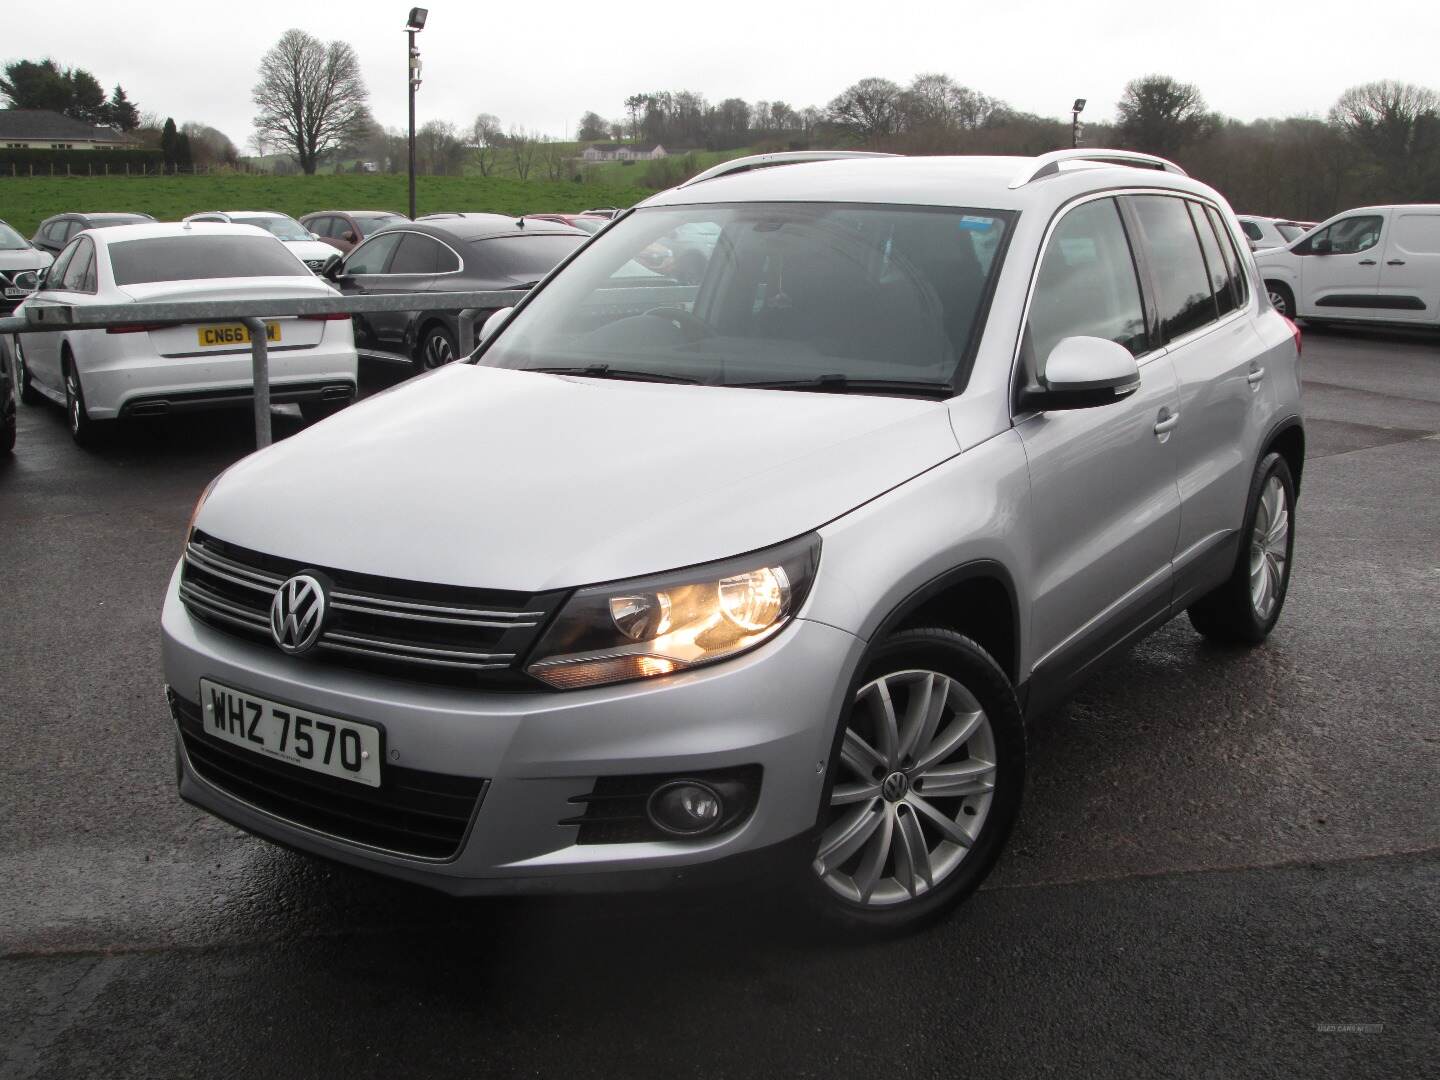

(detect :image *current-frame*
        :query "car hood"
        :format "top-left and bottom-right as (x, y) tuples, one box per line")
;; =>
(0, 249), (52, 273)
(283, 239), (339, 264)
(198, 365), (961, 592)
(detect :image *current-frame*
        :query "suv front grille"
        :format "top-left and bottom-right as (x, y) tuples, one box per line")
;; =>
(179, 531), (566, 688)
(171, 693), (486, 859)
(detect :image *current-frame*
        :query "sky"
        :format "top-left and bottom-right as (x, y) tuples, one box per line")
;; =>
(7, 0), (1440, 147)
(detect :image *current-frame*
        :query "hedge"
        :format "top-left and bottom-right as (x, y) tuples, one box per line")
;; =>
(0, 148), (167, 176)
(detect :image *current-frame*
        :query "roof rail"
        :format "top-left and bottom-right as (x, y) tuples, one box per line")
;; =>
(678, 150), (898, 188)
(1009, 149), (1187, 189)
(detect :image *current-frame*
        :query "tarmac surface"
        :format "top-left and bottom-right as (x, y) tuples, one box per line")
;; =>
(1, 327), (1436, 1078)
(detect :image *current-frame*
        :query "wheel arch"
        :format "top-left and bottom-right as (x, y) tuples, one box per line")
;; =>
(1262, 415), (1306, 494)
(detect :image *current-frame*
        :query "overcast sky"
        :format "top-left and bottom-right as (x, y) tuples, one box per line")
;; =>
(8, 0), (1440, 146)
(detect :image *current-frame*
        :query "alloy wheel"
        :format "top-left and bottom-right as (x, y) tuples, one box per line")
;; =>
(1267, 288), (1289, 317)
(815, 669), (997, 907)
(65, 369), (82, 434)
(423, 331), (454, 369)
(1249, 474), (1290, 621)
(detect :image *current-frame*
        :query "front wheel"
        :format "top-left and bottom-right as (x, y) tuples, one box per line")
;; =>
(1188, 452), (1297, 644)
(804, 629), (1025, 935)
(1266, 281), (1295, 319)
(15, 338), (42, 405)
(416, 324), (458, 370)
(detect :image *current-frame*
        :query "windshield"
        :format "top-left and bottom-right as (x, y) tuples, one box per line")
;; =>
(0, 223), (29, 250)
(230, 215), (313, 242)
(109, 235), (313, 285)
(354, 213), (405, 237)
(1275, 223), (1307, 243)
(481, 202), (1012, 394)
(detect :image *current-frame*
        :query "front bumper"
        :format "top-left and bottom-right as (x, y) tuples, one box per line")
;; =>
(161, 566), (864, 895)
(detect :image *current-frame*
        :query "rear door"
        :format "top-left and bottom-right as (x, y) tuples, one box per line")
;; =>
(1375, 210), (1440, 324)
(1295, 211), (1387, 318)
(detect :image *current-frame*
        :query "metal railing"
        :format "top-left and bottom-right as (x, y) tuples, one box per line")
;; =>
(0, 290), (528, 448)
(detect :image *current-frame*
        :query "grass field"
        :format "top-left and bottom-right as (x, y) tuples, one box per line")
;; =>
(0, 174), (654, 236)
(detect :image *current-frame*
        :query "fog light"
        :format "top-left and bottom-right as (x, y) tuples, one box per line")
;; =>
(646, 780), (724, 837)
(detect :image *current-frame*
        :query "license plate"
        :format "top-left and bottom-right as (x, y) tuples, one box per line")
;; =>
(196, 322), (280, 347)
(3, 288), (23, 298)
(198, 679), (381, 787)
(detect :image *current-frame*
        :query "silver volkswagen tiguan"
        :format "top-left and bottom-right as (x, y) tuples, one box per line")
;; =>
(163, 150), (1304, 932)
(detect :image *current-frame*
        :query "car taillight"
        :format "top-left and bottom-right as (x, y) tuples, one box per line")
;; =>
(1282, 315), (1302, 357)
(300, 313), (350, 321)
(106, 323), (168, 334)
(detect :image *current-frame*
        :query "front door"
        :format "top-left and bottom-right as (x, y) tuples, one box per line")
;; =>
(1296, 211), (1387, 318)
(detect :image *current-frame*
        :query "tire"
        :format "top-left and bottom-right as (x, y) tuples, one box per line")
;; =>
(14, 338), (42, 405)
(63, 355), (110, 448)
(1, 387), (14, 455)
(300, 399), (349, 425)
(1266, 281), (1295, 319)
(416, 323), (458, 370)
(802, 628), (1026, 935)
(1187, 451), (1297, 645)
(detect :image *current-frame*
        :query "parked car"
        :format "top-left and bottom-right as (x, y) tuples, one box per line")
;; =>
(1, 333), (14, 454)
(299, 210), (407, 255)
(1235, 215), (1312, 251)
(1, 218), (54, 317)
(31, 212), (155, 257)
(1254, 203), (1440, 323)
(580, 206), (622, 219)
(523, 213), (610, 235)
(10, 222), (357, 444)
(327, 214), (585, 369)
(163, 149), (1303, 933)
(182, 211), (339, 274)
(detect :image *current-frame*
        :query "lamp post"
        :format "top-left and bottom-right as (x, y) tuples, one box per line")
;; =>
(406, 7), (428, 219)
(1071, 98), (1087, 149)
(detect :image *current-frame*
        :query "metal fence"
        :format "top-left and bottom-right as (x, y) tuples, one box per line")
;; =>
(0, 290), (529, 448)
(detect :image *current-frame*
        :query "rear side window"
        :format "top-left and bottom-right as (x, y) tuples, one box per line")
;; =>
(1188, 203), (1237, 318)
(1128, 195), (1217, 341)
(1204, 206), (1249, 308)
(389, 233), (457, 274)
(468, 235), (584, 281)
(60, 238), (96, 292)
(344, 232), (403, 275)
(109, 236), (311, 285)
(1026, 197), (1148, 367)
(1390, 213), (1440, 255)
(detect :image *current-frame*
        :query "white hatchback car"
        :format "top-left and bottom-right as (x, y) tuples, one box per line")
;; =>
(1254, 203), (1440, 324)
(182, 211), (340, 274)
(164, 150), (1303, 933)
(1235, 214), (1311, 251)
(12, 222), (358, 444)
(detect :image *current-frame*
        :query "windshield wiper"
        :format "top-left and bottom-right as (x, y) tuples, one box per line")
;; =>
(531, 363), (700, 384)
(728, 374), (953, 399)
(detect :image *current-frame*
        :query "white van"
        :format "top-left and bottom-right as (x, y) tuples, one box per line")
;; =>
(1255, 204), (1440, 325)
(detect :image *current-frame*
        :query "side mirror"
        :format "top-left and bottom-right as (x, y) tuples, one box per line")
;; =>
(1247, 238), (1259, 252)
(479, 306), (514, 344)
(11, 270), (41, 294)
(308, 231), (323, 241)
(323, 259), (346, 282)
(1022, 336), (1140, 412)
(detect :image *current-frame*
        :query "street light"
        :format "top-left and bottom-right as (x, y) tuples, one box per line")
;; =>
(406, 8), (428, 219)
(1071, 98), (1087, 149)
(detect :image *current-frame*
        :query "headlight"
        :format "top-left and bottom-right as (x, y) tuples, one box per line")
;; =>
(527, 534), (821, 690)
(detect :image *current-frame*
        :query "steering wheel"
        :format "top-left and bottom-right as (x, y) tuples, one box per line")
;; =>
(643, 306), (711, 342)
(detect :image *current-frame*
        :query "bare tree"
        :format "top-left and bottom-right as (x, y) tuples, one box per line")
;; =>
(1329, 81), (1440, 197)
(538, 137), (570, 181)
(252, 29), (371, 175)
(827, 78), (903, 144)
(468, 113), (503, 176)
(508, 126), (538, 180)
(1114, 75), (1214, 160)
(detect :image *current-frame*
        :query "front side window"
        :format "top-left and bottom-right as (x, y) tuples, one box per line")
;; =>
(482, 203), (1013, 395)
(1239, 220), (1263, 242)
(344, 232), (403, 275)
(59, 238), (95, 292)
(1312, 215), (1383, 255)
(108, 236), (312, 285)
(45, 241), (78, 285)
(1026, 197), (1148, 370)
(1128, 195), (1218, 341)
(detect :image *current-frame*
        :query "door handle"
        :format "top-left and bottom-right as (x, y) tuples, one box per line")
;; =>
(1358, 259), (1377, 266)
(1387, 259), (1406, 266)
(1153, 411), (1181, 436)
(1247, 367), (1266, 386)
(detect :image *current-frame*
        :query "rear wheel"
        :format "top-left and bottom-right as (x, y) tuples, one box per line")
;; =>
(1266, 281), (1295, 319)
(63, 356), (110, 448)
(417, 324), (457, 370)
(14, 338), (42, 405)
(804, 629), (1025, 935)
(1188, 452), (1297, 644)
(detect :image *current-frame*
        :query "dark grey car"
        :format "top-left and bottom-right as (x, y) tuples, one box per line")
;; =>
(30, 212), (156, 257)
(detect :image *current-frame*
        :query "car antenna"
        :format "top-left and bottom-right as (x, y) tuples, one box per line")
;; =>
(515, 217), (525, 228)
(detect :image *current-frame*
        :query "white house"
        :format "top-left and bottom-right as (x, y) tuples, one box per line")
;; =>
(581, 143), (668, 163)
(0, 110), (137, 150)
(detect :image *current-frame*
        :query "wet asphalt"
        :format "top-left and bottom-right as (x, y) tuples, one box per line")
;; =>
(1, 328), (1437, 1078)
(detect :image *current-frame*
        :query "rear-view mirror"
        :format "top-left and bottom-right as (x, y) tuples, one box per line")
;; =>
(1022, 336), (1140, 412)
